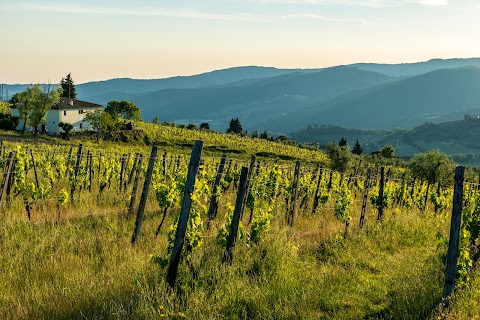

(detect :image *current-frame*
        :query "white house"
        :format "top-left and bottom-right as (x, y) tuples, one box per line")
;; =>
(11, 97), (102, 134)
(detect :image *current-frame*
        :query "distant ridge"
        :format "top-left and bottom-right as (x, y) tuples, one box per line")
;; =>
(352, 57), (480, 77)
(3, 58), (480, 136)
(289, 116), (480, 165)
(284, 66), (480, 131)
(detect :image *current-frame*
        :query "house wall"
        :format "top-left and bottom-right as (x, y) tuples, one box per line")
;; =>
(11, 107), (100, 133)
(46, 111), (61, 133)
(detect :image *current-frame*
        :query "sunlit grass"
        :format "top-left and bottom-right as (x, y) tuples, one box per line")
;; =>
(0, 201), (450, 319)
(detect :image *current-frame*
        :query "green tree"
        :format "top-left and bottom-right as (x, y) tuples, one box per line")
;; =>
(339, 137), (347, 147)
(29, 84), (61, 135)
(13, 85), (42, 133)
(380, 145), (395, 158)
(84, 109), (121, 133)
(199, 122), (210, 130)
(226, 118), (243, 134)
(408, 150), (455, 184)
(326, 143), (351, 172)
(152, 116), (159, 124)
(186, 123), (197, 130)
(105, 100), (142, 121)
(58, 122), (74, 140)
(352, 140), (363, 155)
(275, 135), (289, 143)
(60, 73), (77, 99)
(260, 130), (268, 139)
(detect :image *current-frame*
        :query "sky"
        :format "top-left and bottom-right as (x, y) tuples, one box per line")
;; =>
(0, 0), (479, 84)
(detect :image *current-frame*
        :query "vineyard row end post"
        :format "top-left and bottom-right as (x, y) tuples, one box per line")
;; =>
(131, 146), (158, 244)
(207, 154), (227, 226)
(442, 166), (465, 310)
(167, 140), (203, 288)
(224, 166), (249, 263)
(0, 151), (16, 210)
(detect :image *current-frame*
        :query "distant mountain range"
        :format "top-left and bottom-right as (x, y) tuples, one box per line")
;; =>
(274, 66), (480, 131)
(290, 116), (480, 165)
(3, 57), (480, 134)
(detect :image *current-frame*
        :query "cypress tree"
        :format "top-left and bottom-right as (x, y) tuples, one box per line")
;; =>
(226, 118), (243, 134)
(60, 73), (77, 99)
(352, 140), (363, 155)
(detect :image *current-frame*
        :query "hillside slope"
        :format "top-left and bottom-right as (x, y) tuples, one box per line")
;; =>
(77, 66), (308, 99)
(353, 57), (480, 77)
(290, 116), (480, 164)
(280, 67), (480, 132)
(130, 67), (394, 131)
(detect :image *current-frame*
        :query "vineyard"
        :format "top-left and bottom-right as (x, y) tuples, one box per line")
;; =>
(0, 134), (479, 319)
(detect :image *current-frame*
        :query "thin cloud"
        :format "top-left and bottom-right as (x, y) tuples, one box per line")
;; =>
(8, 3), (269, 22)
(282, 13), (385, 24)
(260, 0), (447, 7)
(281, 13), (344, 22)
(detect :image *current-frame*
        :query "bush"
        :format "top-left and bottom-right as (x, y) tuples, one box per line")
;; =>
(0, 113), (19, 130)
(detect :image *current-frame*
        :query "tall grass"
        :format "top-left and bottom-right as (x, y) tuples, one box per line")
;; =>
(1, 204), (449, 319)
(441, 263), (480, 319)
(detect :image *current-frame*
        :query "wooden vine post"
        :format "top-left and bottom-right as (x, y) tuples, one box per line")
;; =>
(65, 146), (73, 175)
(207, 154), (227, 225)
(70, 144), (83, 203)
(0, 151), (16, 210)
(127, 153), (139, 185)
(410, 178), (416, 199)
(423, 179), (431, 211)
(167, 140), (203, 288)
(312, 165), (323, 214)
(241, 155), (256, 219)
(127, 154), (143, 217)
(30, 150), (39, 188)
(377, 166), (385, 220)
(87, 152), (93, 192)
(119, 154), (126, 191)
(397, 173), (406, 207)
(5, 157), (16, 201)
(442, 166), (465, 310)
(131, 146), (158, 244)
(224, 166), (249, 263)
(327, 170), (333, 190)
(359, 168), (372, 228)
(434, 180), (441, 214)
(288, 160), (301, 227)
(162, 152), (167, 179)
(98, 153), (102, 182)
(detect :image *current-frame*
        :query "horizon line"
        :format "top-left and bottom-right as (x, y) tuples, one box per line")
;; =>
(2, 56), (480, 85)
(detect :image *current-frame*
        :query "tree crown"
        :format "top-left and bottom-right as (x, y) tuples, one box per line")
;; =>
(60, 73), (77, 99)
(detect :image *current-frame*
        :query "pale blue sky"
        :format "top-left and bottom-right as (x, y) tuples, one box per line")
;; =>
(0, 0), (479, 83)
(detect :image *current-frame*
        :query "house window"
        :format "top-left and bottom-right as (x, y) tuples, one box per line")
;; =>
(63, 110), (67, 116)
(80, 123), (83, 129)
(79, 110), (84, 114)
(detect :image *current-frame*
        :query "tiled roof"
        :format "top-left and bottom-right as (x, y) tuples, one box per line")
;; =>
(51, 98), (102, 110)
(10, 97), (102, 110)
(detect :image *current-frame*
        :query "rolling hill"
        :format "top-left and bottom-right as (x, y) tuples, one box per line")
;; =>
(3, 58), (480, 135)
(289, 117), (480, 165)
(352, 57), (480, 77)
(274, 67), (480, 132)
(127, 67), (395, 131)
(77, 66), (310, 99)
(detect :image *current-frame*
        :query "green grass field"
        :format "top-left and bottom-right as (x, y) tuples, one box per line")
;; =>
(0, 124), (478, 319)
